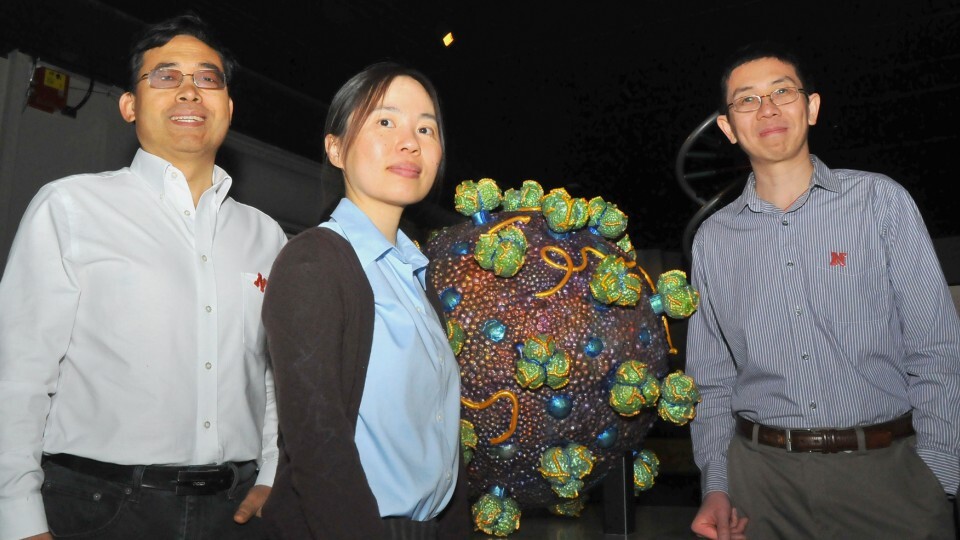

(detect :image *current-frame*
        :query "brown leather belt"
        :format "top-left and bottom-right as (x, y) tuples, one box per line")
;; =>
(735, 413), (914, 453)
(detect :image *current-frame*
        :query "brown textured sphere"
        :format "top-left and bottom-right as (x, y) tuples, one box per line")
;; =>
(425, 210), (670, 508)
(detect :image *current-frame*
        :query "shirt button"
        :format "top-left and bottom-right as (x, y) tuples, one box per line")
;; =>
(184, 209), (191, 216)
(205, 362), (212, 370)
(809, 402), (817, 410)
(786, 261), (794, 267)
(801, 352), (809, 360)
(201, 255), (208, 262)
(171, 172), (178, 178)
(203, 421), (211, 428)
(437, 413), (443, 422)
(782, 219), (789, 226)
(794, 307), (802, 315)
(205, 305), (213, 313)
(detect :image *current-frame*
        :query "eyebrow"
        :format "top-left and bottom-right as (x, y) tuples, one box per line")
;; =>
(147, 61), (223, 72)
(731, 75), (799, 96)
(374, 105), (438, 122)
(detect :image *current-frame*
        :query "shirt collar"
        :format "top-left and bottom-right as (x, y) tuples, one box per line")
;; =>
(328, 198), (429, 272)
(129, 148), (233, 209)
(734, 154), (838, 214)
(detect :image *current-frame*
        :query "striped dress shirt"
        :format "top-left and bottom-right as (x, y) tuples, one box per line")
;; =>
(687, 155), (960, 496)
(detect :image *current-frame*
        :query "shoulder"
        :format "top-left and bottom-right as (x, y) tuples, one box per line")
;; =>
(272, 227), (362, 280)
(829, 167), (909, 199)
(34, 168), (131, 198)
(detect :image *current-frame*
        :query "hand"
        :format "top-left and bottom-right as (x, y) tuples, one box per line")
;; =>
(22, 534), (53, 540)
(234, 484), (271, 524)
(691, 491), (749, 540)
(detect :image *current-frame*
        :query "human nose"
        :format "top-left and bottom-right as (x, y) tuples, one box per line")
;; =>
(756, 94), (779, 117)
(176, 79), (201, 102)
(398, 127), (420, 154)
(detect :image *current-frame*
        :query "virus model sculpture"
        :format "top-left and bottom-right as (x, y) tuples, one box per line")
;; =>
(424, 179), (701, 536)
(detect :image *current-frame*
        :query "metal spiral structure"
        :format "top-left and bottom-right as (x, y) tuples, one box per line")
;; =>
(674, 112), (751, 263)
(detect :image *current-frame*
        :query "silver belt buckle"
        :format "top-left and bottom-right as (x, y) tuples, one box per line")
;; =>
(785, 428), (792, 452)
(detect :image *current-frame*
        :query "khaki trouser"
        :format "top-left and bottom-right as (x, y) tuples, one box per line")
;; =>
(728, 434), (955, 540)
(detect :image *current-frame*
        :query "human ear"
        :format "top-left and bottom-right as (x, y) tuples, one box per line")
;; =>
(119, 92), (136, 123)
(806, 93), (821, 126)
(325, 134), (344, 168)
(717, 114), (738, 144)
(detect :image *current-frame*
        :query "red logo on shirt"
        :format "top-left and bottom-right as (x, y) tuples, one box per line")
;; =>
(254, 273), (267, 292)
(830, 252), (847, 267)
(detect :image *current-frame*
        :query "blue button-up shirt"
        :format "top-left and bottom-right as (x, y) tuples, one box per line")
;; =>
(688, 156), (960, 495)
(322, 199), (460, 520)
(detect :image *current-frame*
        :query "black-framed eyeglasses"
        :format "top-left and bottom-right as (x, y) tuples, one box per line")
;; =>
(137, 68), (226, 90)
(728, 86), (807, 113)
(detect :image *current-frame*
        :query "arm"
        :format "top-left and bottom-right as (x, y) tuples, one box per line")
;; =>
(686, 232), (739, 496)
(261, 231), (385, 538)
(232, 365), (276, 523)
(882, 185), (960, 494)
(234, 227), (288, 524)
(686, 232), (749, 537)
(0, 186), (79, 539)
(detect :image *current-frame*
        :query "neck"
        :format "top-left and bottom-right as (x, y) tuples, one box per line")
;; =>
(751, 153), (814, 211)
(349, 197), (403, 245)
(172, 159), (215, 208)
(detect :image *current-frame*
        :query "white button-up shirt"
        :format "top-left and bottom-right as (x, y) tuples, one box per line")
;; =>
(0, 149), (287, 539)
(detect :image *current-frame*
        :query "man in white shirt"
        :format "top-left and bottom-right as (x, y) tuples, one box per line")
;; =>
(0, 14), (286, 540)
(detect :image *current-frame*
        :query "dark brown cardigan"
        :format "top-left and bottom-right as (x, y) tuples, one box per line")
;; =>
(260, 227), (470, 539)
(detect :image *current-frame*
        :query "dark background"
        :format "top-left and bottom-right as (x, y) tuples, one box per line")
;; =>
(2, 0), (958, 251)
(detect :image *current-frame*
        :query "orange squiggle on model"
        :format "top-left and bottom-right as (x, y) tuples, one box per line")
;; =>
(486, 216), (531, 235)
(461, 390), (520, 445)
(535, 246), (637, 298)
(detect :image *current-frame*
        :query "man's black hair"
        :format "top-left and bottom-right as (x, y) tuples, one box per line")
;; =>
(127, 13), (237, 92)
(718, 42), (813, 113)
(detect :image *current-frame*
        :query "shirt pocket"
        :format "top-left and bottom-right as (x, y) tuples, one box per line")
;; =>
(810, 265), (890, 323)
(241, 272), (268, 355)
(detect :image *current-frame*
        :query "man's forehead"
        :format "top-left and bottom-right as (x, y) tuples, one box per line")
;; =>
(143, 35), (223, 68)
(728, 58), (800, 93)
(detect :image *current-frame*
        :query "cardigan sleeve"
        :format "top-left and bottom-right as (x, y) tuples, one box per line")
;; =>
(261, 228), (385, 539)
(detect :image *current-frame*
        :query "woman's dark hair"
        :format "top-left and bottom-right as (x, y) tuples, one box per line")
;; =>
(324, 62), (446, 184)
(128, 13), (237, 92)
(718, 42), (813, 113)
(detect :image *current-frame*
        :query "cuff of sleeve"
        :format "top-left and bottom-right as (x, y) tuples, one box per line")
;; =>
(0, 494), (49, 540)
(700, 461), (729, 496)
(255, 458), (277, 487)
(914, 447), (960, 494)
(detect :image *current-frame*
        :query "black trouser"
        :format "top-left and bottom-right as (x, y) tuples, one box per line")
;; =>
(383, 516), (439, 540)
(41, 457), (266, 539)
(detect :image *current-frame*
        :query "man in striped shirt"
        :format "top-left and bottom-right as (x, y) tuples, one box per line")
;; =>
(687, 43), (959, 540)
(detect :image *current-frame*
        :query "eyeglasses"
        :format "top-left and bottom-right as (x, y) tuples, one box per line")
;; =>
(137, 68), (226, 90)
(728, 86), (807, 113)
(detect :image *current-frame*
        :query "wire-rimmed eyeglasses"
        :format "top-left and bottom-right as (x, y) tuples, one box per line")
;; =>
(137, 68), (227, 90)
(728, 86), (807, 113)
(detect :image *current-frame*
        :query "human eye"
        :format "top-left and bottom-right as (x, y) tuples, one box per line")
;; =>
(197, 70), (222, 85)
(377, 118), (395, 127)
(738, 95), (758, 106)
(417, 125), (436, 136)
(155, 69), (179, 82)
(772, 87), (792, 97)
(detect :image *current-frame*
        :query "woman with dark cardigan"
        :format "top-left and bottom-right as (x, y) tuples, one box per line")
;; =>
(260, 63), (469, 539)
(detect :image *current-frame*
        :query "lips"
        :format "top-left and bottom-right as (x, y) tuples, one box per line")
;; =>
(169, 110), (207, 125)
(759, 126), (787, 137)
(387, 162), (422, 178)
